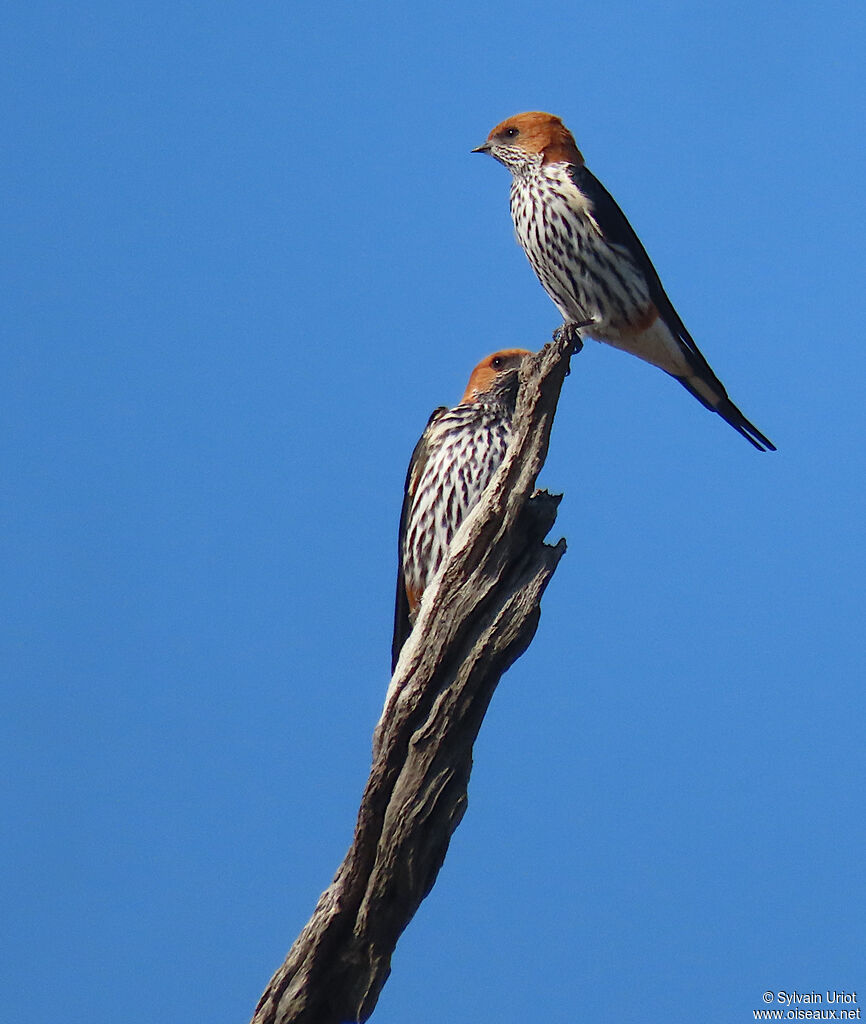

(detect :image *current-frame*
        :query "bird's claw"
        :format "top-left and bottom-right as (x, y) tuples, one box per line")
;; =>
(554, 319), (593, 356)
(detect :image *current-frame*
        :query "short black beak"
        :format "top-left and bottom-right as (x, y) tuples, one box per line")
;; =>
(471, 142), (491, 154)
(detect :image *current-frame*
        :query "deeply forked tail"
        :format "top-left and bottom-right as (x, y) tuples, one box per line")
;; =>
(677, 374), (776, 452)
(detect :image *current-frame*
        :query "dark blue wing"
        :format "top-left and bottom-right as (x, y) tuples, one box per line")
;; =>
(569, 164), (776, 452)
(392, 407), (448, 671)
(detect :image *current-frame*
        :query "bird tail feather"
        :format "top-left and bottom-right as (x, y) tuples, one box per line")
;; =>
(676, 374), (776, 452)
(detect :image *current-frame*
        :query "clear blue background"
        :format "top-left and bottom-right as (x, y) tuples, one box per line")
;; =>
(4, 2), (864, 1022)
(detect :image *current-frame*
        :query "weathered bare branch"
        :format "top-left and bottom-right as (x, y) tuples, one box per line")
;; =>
(251, 330), (577, 1024)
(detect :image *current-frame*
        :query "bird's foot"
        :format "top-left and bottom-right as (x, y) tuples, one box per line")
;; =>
(553, 319), (594, 356)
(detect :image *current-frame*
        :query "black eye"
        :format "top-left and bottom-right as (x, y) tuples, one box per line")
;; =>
(504, 127), (519, 138)
(491, 356), (504, 369)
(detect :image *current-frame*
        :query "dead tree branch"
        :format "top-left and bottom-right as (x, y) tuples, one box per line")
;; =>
(251, 331), (577, 1024)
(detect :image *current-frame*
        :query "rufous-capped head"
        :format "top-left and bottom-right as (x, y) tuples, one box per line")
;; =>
(473, 112), (583, 172)
(460, 349), (532, 405)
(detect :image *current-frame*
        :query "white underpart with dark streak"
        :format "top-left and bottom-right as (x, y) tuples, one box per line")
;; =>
(403, 402), (511, 608)
(509, 159), (691, 377)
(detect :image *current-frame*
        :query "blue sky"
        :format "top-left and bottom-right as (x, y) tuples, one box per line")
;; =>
(3, 2), (864, 1022)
